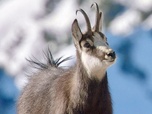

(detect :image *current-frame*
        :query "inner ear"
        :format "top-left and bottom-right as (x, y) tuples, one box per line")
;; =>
(71, 19), (83, 46)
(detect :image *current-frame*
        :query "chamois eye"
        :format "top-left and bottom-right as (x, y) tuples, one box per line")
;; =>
(83, 42), (91, 48)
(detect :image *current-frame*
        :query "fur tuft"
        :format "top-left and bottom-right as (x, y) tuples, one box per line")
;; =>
(26, 48), (72, 70)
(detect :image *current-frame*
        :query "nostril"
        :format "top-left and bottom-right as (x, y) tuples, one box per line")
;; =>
(107, 51), (116, 59)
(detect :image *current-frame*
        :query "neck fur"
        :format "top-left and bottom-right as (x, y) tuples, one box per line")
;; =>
(70, 50), (107, 106)
(81, 51), (107, 81)
(69, 51), (111, 113)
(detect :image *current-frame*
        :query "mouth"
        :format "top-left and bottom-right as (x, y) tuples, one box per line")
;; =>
(107, 58), (115, 62)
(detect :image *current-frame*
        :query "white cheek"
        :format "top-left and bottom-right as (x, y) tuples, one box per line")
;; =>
(81, 52), (106, 80)
(103, 60), (115, 67)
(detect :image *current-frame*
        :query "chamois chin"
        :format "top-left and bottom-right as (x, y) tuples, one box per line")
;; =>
(17, 3), (116, 114)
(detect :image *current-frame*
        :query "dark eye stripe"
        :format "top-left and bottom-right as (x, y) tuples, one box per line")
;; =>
(98, 32), (108, 42)
(84, 42), (91, 48)
(98, 32), (105, 39)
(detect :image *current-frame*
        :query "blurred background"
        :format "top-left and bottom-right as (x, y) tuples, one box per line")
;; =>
(0, 0), (152, 114)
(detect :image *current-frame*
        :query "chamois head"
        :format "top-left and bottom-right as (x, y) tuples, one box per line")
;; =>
(72, 3), (116, 80)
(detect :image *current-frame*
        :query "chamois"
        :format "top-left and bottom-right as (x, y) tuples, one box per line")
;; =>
(17, 3), (116, 114)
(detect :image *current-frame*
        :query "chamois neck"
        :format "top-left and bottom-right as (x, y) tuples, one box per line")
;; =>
(75, 50), (89, 78)
(75, 50), (106, 81)
(74, 51), (90, 85)
(69, 51), (112, 114)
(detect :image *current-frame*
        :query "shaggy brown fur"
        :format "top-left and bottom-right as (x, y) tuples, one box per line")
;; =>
(17, 50), (112, 114)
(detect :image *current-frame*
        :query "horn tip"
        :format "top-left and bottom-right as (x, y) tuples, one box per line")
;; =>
(100, 12), (102, 15)
(76, 9), (82, 15)
(76, 10), (79, 15)
(91, 2), (98, 8)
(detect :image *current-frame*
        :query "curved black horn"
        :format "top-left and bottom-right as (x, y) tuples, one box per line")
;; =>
(76, 9), (92, 33)
(99, 12), (102, 31)
(91, 2), (101, 32)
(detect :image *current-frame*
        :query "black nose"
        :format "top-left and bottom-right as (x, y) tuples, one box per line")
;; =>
(108, 51), (116, 59)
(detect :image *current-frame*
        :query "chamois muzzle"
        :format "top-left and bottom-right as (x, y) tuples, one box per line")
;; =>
(107, 51), (116, 59)
(105, 50), (116, 62)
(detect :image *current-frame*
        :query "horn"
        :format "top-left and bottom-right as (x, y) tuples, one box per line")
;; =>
(99, 12), (102, 31)
(76, 9), (92, 34)
(91, 2), (101, 32)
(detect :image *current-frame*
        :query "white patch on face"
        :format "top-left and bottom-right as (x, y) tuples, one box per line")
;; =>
(80, 32), (116, 80)
(81, 51), (107, 81)
(92, 32), (115, 67)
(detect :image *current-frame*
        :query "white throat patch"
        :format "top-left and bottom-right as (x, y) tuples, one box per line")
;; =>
(81, 51), (106, 81)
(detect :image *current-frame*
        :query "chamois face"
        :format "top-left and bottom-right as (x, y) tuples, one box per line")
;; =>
(72, 3), (116, 80)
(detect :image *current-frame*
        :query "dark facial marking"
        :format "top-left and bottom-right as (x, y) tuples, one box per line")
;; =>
(98, 32), (105, 39)
(79, 34), (94, 49)
(97, 32), (109, 45)
(84, 42), (91, 48)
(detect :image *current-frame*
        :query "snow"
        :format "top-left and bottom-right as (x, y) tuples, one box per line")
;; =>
(40, 0), (77, 32)
(114, 0), (152, 12)
(143, 14), (152, 30)
(0, 0), (46, 76)
(109, 9), (141, 36)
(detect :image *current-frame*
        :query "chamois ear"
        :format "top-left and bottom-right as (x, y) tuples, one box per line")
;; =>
(72, 19), (82, 48)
